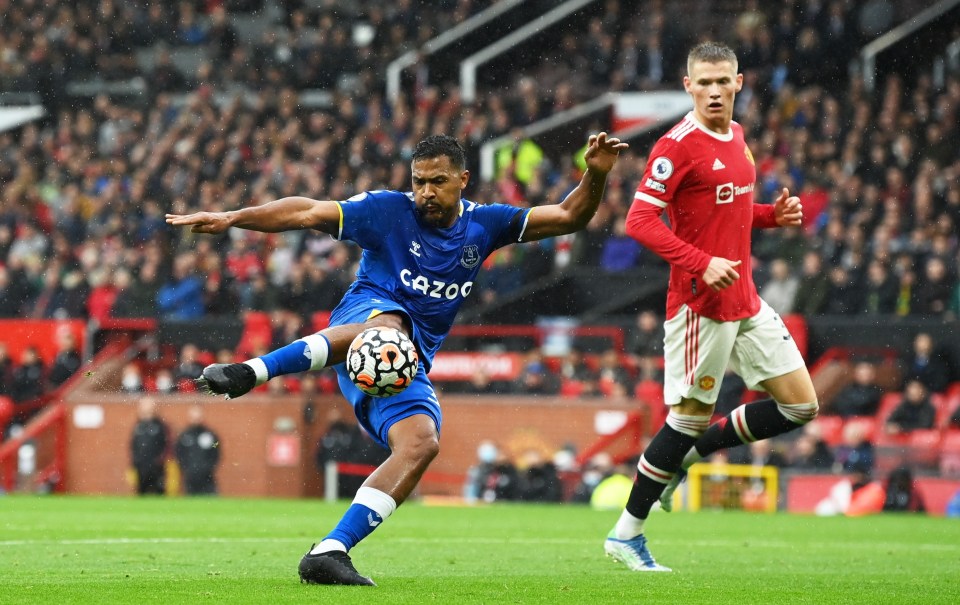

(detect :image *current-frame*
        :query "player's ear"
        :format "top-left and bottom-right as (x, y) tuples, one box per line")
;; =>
(682, 76), (692, 93)
(735, 73), (743, 92)
(460, 169), (470, 190)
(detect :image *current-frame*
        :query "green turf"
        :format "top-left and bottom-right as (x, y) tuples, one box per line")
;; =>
(2, 495), (959, 604)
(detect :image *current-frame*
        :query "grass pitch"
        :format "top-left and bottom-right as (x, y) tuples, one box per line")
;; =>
(3, 495), (959, 604)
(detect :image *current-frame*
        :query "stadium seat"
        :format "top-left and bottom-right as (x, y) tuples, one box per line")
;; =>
(907, 429), (943, 468)
(875, 392), (903, 426)
(939, 431), (960, 477)
(559, 380), (585, 398)
(844, 416), (878, 443)
(312, 312), (331, 332)
(815, 415), (845, 447)
(237, 312), (273, 357)
(937, 390), (960, 429)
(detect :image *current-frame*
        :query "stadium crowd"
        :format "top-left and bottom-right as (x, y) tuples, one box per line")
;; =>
(2, 2), (960, 435)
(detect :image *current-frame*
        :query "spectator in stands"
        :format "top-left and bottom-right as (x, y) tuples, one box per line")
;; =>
(599, 217), (643, 273)
(558, 348), (599, 397)
(824, 265), (862, 315)
(759, 258), (799, 315)
(111, 265), (161, 319)
(627, 310), (664, 383)
(834, 420), (875, 476)
(901, 332), (951, 394)
(174, 344), (205, 387)
(43, 270), (91, 319)
(916, 256), (953, 315)
(884, 380), (936, 435)
(596, 348), (632, 397)
(0, 343), (11, 396)
(894, 265), (920, 317)
(120, 362), (146, 394)
(147, 46), (189, 97)
(516, 447), (562, 503)
(175, 405), (221, 496)
(860, 259), (898, 314)
(316, 409), (389, 499)
(729, 437), (788, 468)
(831, 361), (885, 418)
(153, 368), (177, 395)
(129, 396), (169, 495)
(513, 350), (561, 396)
(10, 346), (45, 403)
(467, 440), (520, 503)
(157, 253), (205, 320)
(570, 452), (615, 504)
(47, 331), (82, 389)
(244, 270), (278, 312)
(0, 263), (36, 317)
(882, 466), (926, 513)
(787, 422), (834, 471)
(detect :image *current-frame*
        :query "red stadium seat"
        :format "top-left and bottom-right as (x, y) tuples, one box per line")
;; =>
(815, 415), (845, 447)
(844, 416), (878, 443)
(907, 429), (943, 467)
(559, 380), (585, 398)
(939, 431), (960, 477)
(237, 311), (273, 357)
(938, 390), (960, 429)
(312, 312), (331, 332)
(875, 392), (902, 426)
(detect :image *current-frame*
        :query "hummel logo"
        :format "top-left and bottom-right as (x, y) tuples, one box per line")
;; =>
(712, 158), (725, 170)
(368, 513), (381, 527)
(409, 241), (421, 257)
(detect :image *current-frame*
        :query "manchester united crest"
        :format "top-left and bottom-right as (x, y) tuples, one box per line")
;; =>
(698, 375), (716, 390)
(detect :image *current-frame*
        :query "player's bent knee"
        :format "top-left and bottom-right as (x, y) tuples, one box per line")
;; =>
(777, 400), (819, 424)
(366, 312), (410, 335)
(665, 409), (711, 437)
(395, 436), (439, 465)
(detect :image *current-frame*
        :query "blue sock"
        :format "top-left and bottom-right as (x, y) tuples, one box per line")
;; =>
(318, 487), (397, 553)
(258, 340), (312, 378)
(324, 503), (384, 551)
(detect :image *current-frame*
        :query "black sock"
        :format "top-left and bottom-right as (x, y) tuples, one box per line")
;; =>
(694, 399), (801, 458)
(624, 424), (699, 520)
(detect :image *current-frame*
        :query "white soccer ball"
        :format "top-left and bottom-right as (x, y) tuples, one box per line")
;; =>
(346, 326), (419, 397)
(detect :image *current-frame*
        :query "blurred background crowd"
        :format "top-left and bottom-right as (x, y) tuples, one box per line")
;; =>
(1, 2), (960, 409)
(1, 0), (958, 329)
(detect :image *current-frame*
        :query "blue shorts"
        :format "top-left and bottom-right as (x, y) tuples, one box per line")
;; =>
(329, 295), (442, 450)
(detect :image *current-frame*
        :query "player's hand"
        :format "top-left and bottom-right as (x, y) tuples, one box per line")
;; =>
(583, 132), (630, 174)
(773, 188), (803, 227)
(703, 257), (742, 291)
(165, 212), (233, 234)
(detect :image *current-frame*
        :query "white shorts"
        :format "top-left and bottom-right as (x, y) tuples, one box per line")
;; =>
(662, 299), (806, 405)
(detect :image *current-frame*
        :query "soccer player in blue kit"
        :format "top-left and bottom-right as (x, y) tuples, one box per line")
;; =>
(165, 132), (627, 586)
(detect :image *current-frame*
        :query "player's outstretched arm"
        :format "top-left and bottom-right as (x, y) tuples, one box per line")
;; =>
(521, 132), (628, 241)
(165, 196), (342, 235)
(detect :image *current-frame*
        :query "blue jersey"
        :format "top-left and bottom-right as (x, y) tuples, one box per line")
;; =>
(330, 190), (530, 370)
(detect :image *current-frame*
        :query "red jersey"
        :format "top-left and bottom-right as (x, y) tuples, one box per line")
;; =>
(626, 113), (777, 321)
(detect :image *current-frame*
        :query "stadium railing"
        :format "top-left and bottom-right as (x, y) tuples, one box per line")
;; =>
(385, 0), (527, 103)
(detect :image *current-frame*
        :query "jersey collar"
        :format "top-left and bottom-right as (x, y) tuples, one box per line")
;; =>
(686, 111), (735, 142)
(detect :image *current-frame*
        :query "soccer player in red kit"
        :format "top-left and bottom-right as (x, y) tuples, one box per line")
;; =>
(604, 42), (819, 572)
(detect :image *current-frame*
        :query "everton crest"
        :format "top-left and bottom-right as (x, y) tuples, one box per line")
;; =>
(459, 245), (480, 269)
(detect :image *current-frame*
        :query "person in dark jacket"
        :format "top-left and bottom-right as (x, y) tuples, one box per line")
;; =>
(884, 380), (936, 435)
(47, 332), (82, 389)
(175, 405), (221, 495)
(130, 396), (169, 495)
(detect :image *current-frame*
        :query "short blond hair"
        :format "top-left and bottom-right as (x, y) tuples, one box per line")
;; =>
(687, 41), (738, 75)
